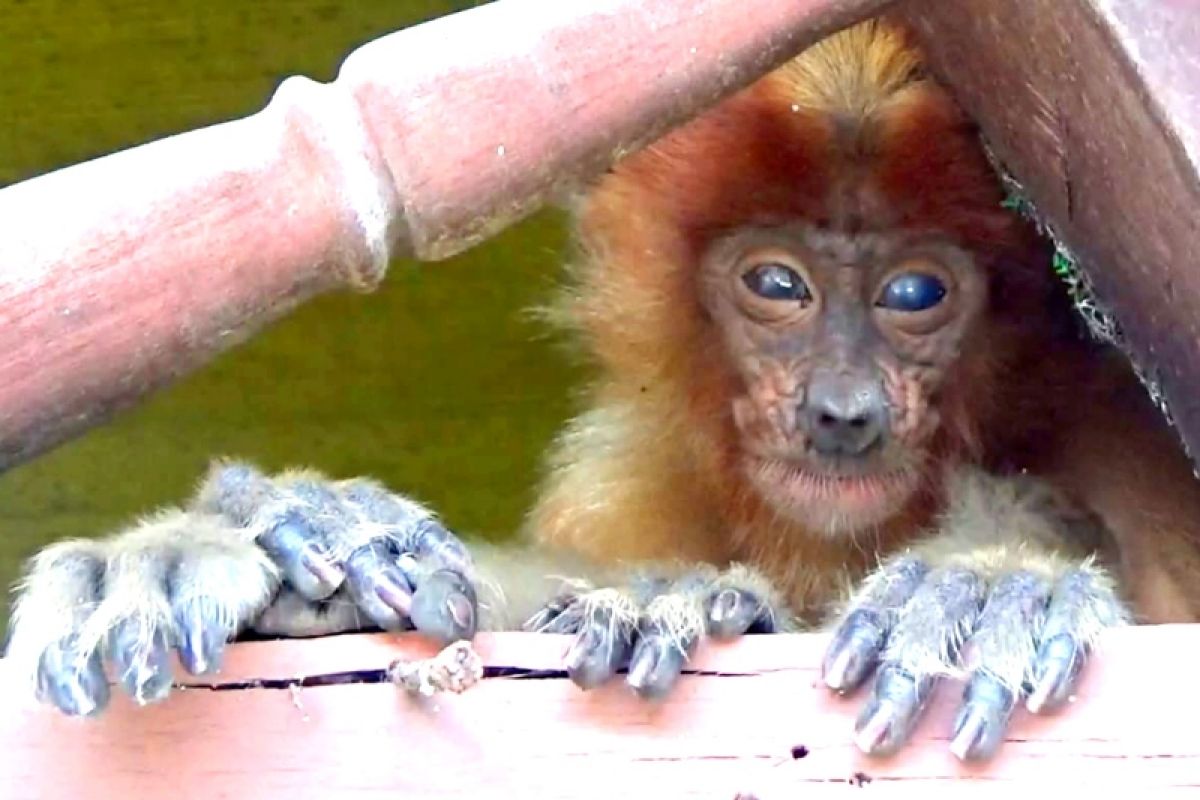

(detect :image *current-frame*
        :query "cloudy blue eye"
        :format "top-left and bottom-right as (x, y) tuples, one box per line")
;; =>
(741, 263), (811, 303)
(878, 272), (947, 312)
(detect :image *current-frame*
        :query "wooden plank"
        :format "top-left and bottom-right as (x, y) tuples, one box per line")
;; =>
(0, 0), (888, 473)
(2, 626), (1197, 798)
(901, 0), (1200, 466)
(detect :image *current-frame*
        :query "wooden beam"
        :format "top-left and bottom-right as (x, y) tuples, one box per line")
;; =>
(0, 0), (888, 473)
(2, 626), (1196, 797)
(901, 0), (1200, 466)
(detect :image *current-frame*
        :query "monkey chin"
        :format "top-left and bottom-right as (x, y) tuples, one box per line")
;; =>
(746, 456), (922, 537)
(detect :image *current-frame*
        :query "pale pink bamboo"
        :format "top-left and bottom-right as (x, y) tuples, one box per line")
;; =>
(0, 0), (887, 469)
(1, 627), (1193, 796)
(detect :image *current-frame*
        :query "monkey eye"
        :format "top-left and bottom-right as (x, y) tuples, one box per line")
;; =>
(741, 263), (811, 303)
(878, 272), (947, 312)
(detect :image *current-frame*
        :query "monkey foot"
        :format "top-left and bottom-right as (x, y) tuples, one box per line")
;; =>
(821, 556), (1128, 762)
(523, 564), (787, 698)
(6, 461), (479, 717)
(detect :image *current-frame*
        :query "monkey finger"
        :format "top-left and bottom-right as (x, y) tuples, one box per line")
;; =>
(950, 674), (1017, 762)
(821, 608), (889, 694)
(342, 541), (416, 630)
(823, 557), (929, 694)
(563, 613), (636, 689)
(335, 479), (474, 577)
(256, 512), (345, 600)
(36, 636), (110, 717)
(853, 665), (937, 757)
(1026, 568), (1124, 714)
(626, 631), (696, 700)
(173, 602), (231, 675)
(850, 567), (982, 756)
(109, 619), (174, 706)
(400, 561), (478, 642)
(408, 518), (474, 578)
(522, 593), (581, 633)
(1027, 633), (1085, 714)
(949, 571), (1050, 761)
(705, 587), (776, 638)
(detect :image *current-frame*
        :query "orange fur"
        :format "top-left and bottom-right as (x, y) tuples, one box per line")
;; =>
(524, 19), (1200, 624)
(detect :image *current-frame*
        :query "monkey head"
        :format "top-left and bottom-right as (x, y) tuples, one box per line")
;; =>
(562, 22), (1051, 540)
(699, 224), (988, 534)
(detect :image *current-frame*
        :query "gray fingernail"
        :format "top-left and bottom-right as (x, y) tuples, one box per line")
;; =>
(949, 706), (989, 761)
(710, 589), (741, 623)
(446, 593), (474, 632)
(300, 544), (344, 589)
(374, 572), (413, 616)
(854, 698), (896, 755)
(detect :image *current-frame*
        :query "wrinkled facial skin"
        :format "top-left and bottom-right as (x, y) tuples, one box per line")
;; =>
(699, 224), (988, 534)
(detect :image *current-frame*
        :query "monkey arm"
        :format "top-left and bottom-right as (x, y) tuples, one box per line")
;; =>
(821, 467), (1129, 762)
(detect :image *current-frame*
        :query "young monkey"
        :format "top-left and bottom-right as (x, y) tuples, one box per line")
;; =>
(10, 19), (1200, 763)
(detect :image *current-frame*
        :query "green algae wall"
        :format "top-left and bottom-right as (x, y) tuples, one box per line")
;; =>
(0, 0), (582, 623)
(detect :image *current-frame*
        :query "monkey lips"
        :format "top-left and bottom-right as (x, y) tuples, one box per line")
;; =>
(745, 455), (924, 535)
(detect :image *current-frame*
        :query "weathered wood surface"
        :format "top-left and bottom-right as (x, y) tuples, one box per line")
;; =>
(1, 626), (1196, 798)
(903, 0), (1200, 465)
(0, 0), (888, 473)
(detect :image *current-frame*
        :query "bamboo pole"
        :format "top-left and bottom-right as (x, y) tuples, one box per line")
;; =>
(901, 0), (1200, 467)
(0, 0), (888, 471)
(1, 627), (1196, 797)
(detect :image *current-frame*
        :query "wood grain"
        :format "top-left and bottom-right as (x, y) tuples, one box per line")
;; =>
(902, 0), (1200, 467)
(0, 0), (888, 473)
(2, 626), (1196, 798)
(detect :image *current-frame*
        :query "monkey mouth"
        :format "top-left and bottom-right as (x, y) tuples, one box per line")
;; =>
(745, 456), (922, 534)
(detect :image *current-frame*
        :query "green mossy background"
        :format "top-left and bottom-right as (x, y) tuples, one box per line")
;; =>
(0, 0), (583, 624)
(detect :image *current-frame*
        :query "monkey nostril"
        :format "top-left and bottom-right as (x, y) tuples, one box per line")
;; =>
(805, 377), (888, 456)
(818, 410), (869, 431)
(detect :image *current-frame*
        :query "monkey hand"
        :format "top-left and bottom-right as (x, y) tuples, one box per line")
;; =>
(6, 460), (479, 717)
(523, 564), (790, 699)
(820, 476), (1129, 762)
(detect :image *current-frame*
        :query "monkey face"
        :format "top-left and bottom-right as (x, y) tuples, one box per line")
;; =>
(700, 223), (989, 534)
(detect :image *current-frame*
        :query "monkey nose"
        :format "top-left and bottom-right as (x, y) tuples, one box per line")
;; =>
(805, 375), (887, 457)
